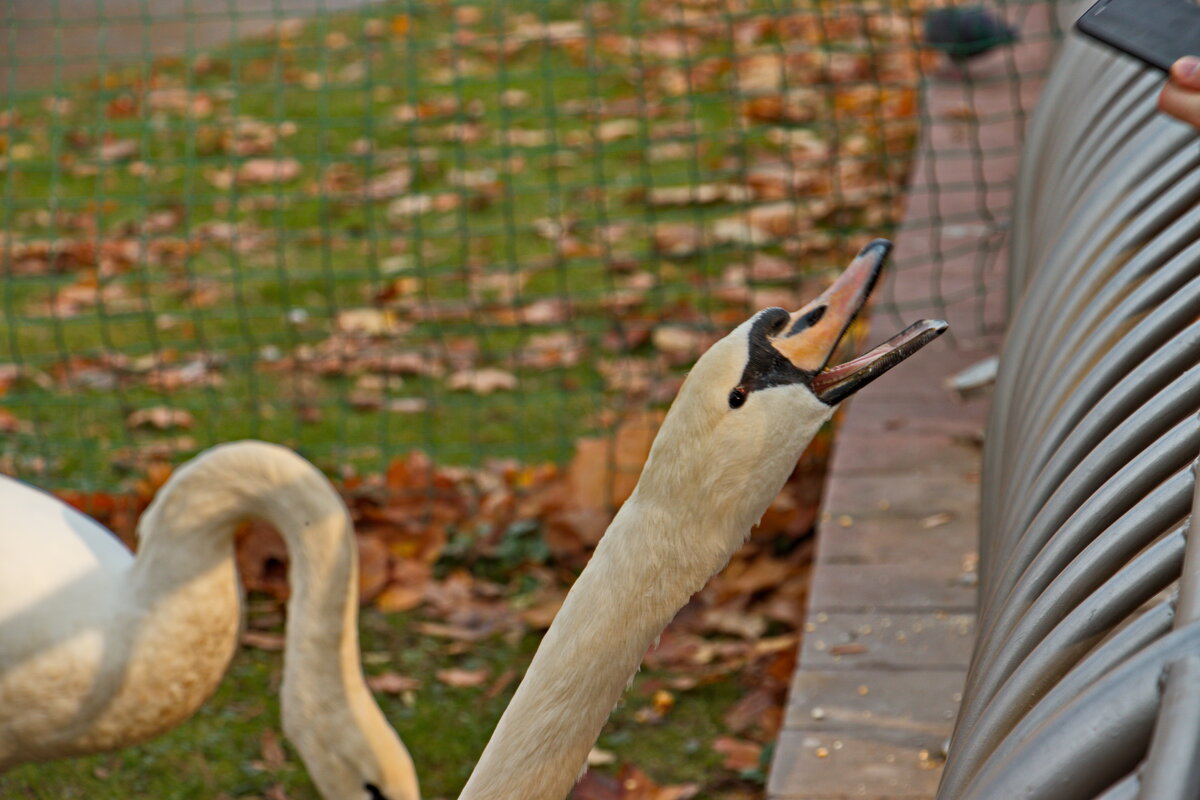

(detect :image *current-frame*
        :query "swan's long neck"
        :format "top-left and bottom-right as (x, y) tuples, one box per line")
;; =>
(460, 492), (742, 800)
(76, 442), (414, 797)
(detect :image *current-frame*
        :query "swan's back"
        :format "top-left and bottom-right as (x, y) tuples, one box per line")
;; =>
(0, 476), (140, 769)
(0, 475), (132, 623)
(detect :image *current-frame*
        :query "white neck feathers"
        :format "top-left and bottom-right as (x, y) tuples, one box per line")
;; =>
(460, 491), (743, 800)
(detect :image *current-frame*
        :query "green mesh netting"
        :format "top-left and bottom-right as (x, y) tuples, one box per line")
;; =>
(0, 0), (1059, 488)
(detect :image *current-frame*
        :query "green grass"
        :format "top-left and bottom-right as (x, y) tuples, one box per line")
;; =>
(0, 0), (918, 488)
(0, 606), (747, 799)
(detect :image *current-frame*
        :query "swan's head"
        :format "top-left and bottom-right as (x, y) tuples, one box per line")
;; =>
(283, 694), (421, 800)
(634, 239), (946, 538)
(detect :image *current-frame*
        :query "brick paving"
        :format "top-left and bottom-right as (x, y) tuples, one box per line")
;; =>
(766, 8), (1057, 798)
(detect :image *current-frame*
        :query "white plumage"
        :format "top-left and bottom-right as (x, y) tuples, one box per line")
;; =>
(0, 441), (419, 800)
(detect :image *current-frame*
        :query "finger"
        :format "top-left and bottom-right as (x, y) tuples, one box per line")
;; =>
(1158, 81), (1200, 128)
(1170, 56), (1200, 89)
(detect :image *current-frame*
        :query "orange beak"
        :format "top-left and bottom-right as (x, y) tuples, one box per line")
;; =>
(770, 239), (948, 404)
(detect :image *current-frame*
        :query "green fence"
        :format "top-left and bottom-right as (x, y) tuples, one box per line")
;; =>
(0, 0), (1057, 489)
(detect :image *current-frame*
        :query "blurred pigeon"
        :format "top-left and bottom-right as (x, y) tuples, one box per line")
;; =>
(924, 5), (1018, 67)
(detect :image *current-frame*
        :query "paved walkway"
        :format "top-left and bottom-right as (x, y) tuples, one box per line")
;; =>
(767, 9), (1057, 798)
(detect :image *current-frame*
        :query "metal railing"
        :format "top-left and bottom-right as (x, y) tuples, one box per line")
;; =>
(934, 18), (1200, 800)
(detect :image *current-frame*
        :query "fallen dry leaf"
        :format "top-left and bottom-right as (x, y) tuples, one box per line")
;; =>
(651, 326), (712, 365)
(241, 631), (286, 651)
(96, 138), (138, 162)
(366, 671), (423, 694)
(640, 183), (753, 208)
(519, 592), (564, 630)
(587, 747), (617, 767)
(126, 406), (195, 431)
(0, 409), (32, 434)
(448, 368), (518, 395)
(336, 308), (407, 337)
(653, 223), (706, 257)
(701, 606), (767, 641)
(356, 534), (390, 604)
(566, 412), (661, 511)
(920, 511), (954, 529)
(712, 736), (762, 772)
(236, 158), (301, 185)
(724, 687), (781, 736)
(360, 166), (413, 200)
(436, 667), (491, 688)
(484, 668), (518, 700)
(572, 764), (701, 800)
(374, 559), (432, 612)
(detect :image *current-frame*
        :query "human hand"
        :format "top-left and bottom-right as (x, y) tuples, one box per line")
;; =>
(1158, 56), (1200, 128)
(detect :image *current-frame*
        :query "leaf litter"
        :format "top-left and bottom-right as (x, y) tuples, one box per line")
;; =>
(58, 411), (831, 797)
(4, 0), (930, 793)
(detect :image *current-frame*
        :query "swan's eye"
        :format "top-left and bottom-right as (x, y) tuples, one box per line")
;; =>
(728, 386), (747, 409)
(364, 783), (388, 800)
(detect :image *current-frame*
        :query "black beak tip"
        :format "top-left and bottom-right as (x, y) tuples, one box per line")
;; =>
(858, 238), (893, 260)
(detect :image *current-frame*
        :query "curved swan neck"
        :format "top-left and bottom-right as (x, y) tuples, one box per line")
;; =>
(460, 494), (738, 800)
(132, 442), (417, 800)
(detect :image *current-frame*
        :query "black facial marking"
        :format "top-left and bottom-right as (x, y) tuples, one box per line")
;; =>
(365, 782), (388, 800)
(731, 308), (816, 401)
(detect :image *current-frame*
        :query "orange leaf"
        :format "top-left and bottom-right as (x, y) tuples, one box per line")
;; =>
(565, 412), (660, 512)
(519, 592), (564, 630)
(712, 736), (763, 772)
(484, 668), (517, 700)
(375, 560), (431, 612)
(241, 631), (286, 651)
(0, 409), (31, 433)
(436, 667), (490, 688)
(356, 534), (390, 604)
(367, 671), (423, 694)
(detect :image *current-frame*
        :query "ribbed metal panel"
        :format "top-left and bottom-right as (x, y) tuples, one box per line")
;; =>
(936, 28), (1200, 800)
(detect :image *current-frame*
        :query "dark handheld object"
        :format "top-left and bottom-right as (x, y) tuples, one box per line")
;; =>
(1075, 0), (1200, 72)
(924, 5), (1019, 62)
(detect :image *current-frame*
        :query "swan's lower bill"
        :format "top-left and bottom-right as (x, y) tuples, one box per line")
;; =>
(768, 238), (948, 405)
(810, 318), (949, 404)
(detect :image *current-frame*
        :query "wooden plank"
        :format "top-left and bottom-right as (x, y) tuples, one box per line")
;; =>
(810, 563), (976, 612)
(799, 611), (975, 671)
(783, 668), (967, 739)
(768, 729), (946, 799)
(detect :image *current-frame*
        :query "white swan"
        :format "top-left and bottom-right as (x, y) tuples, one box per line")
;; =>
(0, 238), (944, 800)
(0, 440), (420, 800)
(457, 239), (945, 799)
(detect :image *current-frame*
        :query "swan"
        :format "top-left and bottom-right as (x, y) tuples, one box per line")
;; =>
(457, 238), (946, 799)
(0, 238), (945, 800)
(0, 440), (420, 800)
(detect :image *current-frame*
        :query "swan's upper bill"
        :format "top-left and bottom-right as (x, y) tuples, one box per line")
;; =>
(744, 238), (947, 406)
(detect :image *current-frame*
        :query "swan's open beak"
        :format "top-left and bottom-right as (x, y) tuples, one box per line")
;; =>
(771, 239), (948, 405)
